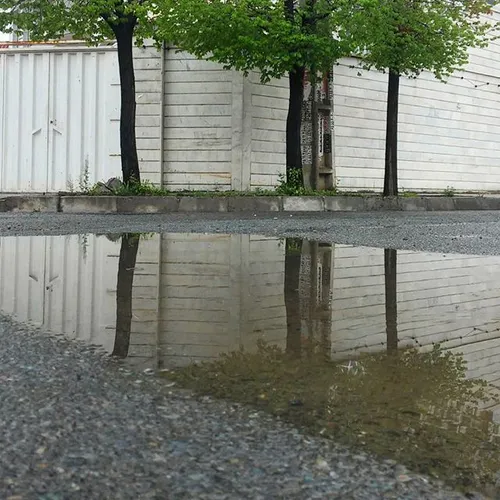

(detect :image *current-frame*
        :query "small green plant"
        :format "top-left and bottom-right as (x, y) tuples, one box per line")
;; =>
(79, 159), (92, 193)
(275, 169), (305, 196)
(444, 186), (456, 197)
(83, 174), (343, 197)
(275, 169), (338, 196)
(66, 178), (75, 193)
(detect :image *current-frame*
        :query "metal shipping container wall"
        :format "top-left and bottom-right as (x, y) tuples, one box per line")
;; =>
(0, 46), (121, 193)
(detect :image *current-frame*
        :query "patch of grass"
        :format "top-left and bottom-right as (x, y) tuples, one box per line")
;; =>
(81, 176), (340, 198)
(77, 176), (467, 199)
(164, 342), (500, 494)
(400, 190), (419, 198)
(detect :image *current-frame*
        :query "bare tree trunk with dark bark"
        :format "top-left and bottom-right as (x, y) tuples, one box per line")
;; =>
(286, 66), (305, 185)
(109, 17), (141, 185)
(284, 0), (305, 185)
(112, 234), (140, 358)
(384, 70), (400, 197)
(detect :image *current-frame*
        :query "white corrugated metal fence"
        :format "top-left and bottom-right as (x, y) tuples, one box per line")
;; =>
(0, 46), (121, 192)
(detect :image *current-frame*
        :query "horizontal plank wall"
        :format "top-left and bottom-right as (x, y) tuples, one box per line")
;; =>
(129, 234), (286, 367)
(128, 234), (287, 367)
(127, 234), (161, 367)
(162, 50), (234, 190)
(249, 71), (288, 190)
(333, 6), (500, 193)
(135, 46), (288, 191)
(134, 42), (163, 186)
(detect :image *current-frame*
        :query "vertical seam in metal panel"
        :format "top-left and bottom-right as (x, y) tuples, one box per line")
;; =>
(42, 236), (47, 325)
(46, 51), (52, 191)
(159, 43), (166, 188)
(0, 52), (4, 191)
(90, 233), (97, 341)
(61, 235), (68, 333)
(78, 51), (84, 182)
(31, 52), (36, 190)
(64, 52), (70, 190)
(155, 234), (163, 369)
(93, 51), (99, 184)
(16, 54), (22, 190)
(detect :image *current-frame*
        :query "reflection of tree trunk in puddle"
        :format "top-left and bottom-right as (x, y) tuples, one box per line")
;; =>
(285, 239), (303, 357)
(112, 234), (140, 358)
(384, 248), (398, 353)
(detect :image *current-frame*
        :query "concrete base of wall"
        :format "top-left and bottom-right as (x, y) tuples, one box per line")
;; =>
(1, 194), (500, 214)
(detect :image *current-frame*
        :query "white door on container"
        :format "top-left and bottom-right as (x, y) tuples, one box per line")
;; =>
(47, 52), (67, 192)
(0, 52), (50, 192)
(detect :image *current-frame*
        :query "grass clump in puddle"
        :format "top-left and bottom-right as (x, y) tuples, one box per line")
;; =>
(164, 341), (500, 494)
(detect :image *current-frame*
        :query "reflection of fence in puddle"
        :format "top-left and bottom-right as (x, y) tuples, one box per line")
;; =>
(129, 233), (287, 368)
(1, 234), (500, 418)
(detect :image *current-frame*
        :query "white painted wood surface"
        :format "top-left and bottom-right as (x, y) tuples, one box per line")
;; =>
(134, 45), (288, 191)
(329, 244), (500, 403)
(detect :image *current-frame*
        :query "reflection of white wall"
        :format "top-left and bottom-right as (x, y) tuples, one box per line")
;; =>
(2, 233), (500, 411)
(0, 235), (119, 352)
(330, 245), (500, 389)
(129, 233), (287, 368)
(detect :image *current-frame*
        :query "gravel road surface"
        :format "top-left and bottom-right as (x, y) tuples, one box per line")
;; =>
(0, 211), (499, 255)
(0, 318), (482, 500)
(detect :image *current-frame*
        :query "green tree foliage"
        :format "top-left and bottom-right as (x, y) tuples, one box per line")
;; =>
(154, 0), (355, 184)
(338, 0), (493, 196)
(0, 0), (156, 184)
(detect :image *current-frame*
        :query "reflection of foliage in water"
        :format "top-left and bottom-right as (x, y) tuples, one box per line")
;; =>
(165, 342), (500, 493)
(78, 234), (89, 260)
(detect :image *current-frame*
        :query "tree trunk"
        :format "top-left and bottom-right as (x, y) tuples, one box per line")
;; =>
(112, 234), (140, 358)
(384, 248), (398, 353)
(111, 19), (141, 185)
(285, 238), (303, 357)
(384, 70), (400, 197)
(286, 66), (305, 185)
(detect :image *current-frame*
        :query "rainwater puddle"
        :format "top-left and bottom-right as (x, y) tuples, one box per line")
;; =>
(1, 232), (500, 493)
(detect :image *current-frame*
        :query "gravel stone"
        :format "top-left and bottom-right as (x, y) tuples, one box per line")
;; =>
(0, 316), (484, 499)
(0, 211), (499, 256)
